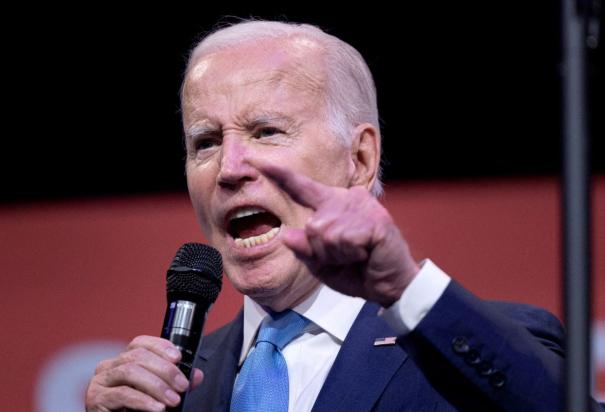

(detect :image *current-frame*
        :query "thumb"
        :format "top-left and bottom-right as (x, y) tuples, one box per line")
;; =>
(190, 368), (204, 390)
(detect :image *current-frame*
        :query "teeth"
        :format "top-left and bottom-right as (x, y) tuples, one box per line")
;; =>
(235, 227), (280, 248)
(231, 207), (265, 220)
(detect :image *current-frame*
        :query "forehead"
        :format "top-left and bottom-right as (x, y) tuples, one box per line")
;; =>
(181, 38), (327, 120)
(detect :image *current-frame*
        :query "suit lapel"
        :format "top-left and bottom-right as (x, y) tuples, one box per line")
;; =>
(183, 311), (243, 412)
(312, 302), (409, 412)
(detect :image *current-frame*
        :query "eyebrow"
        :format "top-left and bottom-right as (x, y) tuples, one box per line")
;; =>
(184, 112), (296, 139)
(185, 123), (218, 140)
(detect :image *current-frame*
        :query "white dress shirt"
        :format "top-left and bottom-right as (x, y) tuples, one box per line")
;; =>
(237, 259), (451, 411)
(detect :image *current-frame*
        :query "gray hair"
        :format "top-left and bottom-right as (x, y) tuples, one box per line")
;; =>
(183, 20), (383, 196)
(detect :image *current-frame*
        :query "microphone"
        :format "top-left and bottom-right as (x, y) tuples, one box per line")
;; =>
(161, 243), (223, 411)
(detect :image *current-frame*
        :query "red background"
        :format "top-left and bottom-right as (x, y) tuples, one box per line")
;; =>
(2, 177), (604, 410)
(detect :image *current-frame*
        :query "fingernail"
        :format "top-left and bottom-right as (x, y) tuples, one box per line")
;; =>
(166, 347), (181, 360)
(165, 389), (181, 405)
(175, 374), (189, 391)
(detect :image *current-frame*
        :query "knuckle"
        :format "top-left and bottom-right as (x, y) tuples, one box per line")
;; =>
(88, 394), (106, 410)
(154, 360), (173, 381)
(323, 228), (341, 246)
(111, 385), (151, 409)
(84, 394), (99, 409)
(151, 376), (169, 394)
(94, 359), (111, 374)
(307, 216), (331, 234)
(164, 362), (181, 381)
(374, 216), (392, 236)
(129, 334), (153, 349)
(305, 219), (321, 233)
(153, 338), (175, 354)
(373, 201), (390, 220)
(125, 347), (147, 363)
(113, 385), (131, 400)
(118, 351), (136, 366)
(127, 336), (143, 350)
(378, 209), (392, 224)
(84, 382), (98, 405)
(106, 365), (122, 382)
(113, 363), (133, 382)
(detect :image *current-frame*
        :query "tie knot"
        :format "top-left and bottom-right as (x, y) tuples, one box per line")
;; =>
(256, 310), (309, 350)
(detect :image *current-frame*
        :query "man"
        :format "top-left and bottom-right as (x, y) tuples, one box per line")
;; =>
(85, 20), (592, 411)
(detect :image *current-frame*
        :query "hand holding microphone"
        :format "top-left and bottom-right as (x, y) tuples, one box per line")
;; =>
(85, 244), (222, 412)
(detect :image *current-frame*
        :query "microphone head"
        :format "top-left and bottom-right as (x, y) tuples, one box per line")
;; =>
(167, 243), (223, 304)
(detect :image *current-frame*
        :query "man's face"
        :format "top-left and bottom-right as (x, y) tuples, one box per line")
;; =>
(181, 38), (355, 310)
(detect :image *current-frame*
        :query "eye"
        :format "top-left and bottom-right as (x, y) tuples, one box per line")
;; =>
(190, 133), (222, 152)
(195, 137), (220, 150)
(255, 127), (282, 139)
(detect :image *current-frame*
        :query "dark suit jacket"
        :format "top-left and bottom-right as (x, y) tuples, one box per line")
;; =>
(181, 281), (595, 411)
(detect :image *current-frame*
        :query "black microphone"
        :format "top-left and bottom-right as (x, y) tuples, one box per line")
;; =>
(161, 243), (223, 411)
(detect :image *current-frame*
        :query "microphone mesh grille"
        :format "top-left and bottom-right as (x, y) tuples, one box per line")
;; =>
(166, 243), (223, 303)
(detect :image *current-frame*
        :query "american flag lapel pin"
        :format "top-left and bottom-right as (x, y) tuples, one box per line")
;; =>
(374, 336), (397, 346)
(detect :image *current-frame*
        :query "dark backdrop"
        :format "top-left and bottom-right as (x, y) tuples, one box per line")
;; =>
(3, 3), (603, 202)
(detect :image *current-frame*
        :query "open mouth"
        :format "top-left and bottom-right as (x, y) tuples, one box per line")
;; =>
(227, 206), (282, 248)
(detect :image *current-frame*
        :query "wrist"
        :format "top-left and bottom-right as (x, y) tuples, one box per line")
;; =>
(379, 261), (421, 308)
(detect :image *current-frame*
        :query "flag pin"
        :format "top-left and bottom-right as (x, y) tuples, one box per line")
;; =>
(374, 336), (397, 346)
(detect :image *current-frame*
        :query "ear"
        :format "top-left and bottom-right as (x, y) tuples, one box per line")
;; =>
(348, 123), (381, 191)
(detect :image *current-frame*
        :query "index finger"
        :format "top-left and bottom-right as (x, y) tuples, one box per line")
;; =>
(127, 335), (182, 362)
(253, 161), (331, 209)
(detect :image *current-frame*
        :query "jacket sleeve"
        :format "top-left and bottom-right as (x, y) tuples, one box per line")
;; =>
(400, 280), (603, 411)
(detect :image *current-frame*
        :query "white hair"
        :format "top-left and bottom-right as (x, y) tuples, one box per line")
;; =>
(183, 20), (383, 196)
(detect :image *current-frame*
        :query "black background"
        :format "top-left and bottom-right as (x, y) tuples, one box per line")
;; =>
(2, 3), (603, 203)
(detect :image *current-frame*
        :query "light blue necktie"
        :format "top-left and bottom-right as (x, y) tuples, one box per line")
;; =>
(230, 310), (309, 412)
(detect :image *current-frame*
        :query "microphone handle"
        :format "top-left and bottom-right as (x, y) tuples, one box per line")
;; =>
(161, 299), (211, 411)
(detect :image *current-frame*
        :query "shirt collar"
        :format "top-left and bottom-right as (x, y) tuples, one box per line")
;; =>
(240, 284), (366, 365)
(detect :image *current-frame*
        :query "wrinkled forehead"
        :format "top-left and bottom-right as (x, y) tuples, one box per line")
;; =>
(182, 37), (328, 104)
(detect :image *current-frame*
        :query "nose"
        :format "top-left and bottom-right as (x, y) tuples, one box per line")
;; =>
(217, 135), (259, 190)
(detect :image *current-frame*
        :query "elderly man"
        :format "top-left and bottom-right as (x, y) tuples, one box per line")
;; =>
(86, 21), (573, 411)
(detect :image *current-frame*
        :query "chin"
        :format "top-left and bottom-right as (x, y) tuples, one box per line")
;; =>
(225, 256), (313, 306)
(225, 261), (288, 293)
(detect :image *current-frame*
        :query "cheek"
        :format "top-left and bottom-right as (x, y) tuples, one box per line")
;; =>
(300, 147), (351, 187)
(186, 169), (216, 234)
(186, 160), (217, 197)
